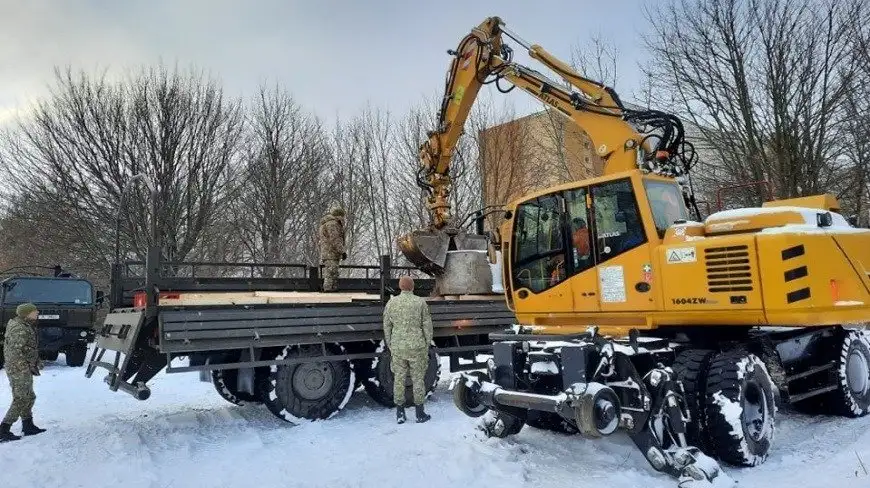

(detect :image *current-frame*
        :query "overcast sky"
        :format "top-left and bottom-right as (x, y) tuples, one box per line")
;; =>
(0, 1), (656, 126)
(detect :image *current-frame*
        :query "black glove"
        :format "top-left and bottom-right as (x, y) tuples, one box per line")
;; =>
(342, 252), (347, 261)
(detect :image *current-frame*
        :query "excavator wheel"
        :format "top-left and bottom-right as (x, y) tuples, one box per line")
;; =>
(671, 349), (715, 451)
(822, 328), (870, 417)
(452, 371), (490, 418)
(704, 350), (777, 467)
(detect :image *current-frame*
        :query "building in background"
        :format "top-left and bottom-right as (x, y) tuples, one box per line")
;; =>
(476, 108), (603, 233)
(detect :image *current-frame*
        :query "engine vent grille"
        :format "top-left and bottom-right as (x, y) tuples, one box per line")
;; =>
(705, 245), (753, 292)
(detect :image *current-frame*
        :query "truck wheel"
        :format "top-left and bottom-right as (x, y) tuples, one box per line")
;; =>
(351, 359), (374, 391)
(212, 368), (262, 405)
(259, 344), (355, 423)
(704, 351), (777, 466)
(481, 410), (525, 438)
(828, 329), (870, 417)
(672, 349), (714, 450)
(65, 343), (87, 367)
(363, 343), (440, 407)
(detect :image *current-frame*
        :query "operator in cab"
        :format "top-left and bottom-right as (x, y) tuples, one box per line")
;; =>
(549, 217), (593, 285)
(1, 303), (47, 443)
(382, 276), (433, 424)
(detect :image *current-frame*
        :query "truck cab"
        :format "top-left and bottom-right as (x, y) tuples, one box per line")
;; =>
(0, 275), (102, 368)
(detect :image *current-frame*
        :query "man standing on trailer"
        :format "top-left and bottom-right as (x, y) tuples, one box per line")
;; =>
(383, 276), (433, 424)
(1, 303), (47, 442)
(318, 204), (347, 292)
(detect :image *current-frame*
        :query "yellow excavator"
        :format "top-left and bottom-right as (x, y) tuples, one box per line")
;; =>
(400, 16), (870, 486)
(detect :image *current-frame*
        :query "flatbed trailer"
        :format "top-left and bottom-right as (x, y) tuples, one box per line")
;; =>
(86, 250), (513, 422)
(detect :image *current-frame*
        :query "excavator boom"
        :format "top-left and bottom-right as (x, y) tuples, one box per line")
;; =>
(399, 16), (695, 279)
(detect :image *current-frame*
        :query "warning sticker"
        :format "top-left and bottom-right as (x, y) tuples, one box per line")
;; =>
(666, 247), (697, 264)
(599, 265), (626, 303)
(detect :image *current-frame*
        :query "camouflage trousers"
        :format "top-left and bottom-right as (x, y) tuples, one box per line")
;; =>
(322, 259), (340, 291)
(2, 369), (35, 425)
(391, 349), (428, 406)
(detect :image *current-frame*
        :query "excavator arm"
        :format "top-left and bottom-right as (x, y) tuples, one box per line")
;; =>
(400, 16), (696, 276)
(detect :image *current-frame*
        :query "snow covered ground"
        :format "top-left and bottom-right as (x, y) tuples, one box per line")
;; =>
(2, 351), (870, 488)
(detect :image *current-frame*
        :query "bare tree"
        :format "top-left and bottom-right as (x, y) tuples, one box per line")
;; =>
(1, 64), (244, 272)
(466, 97), (535, 233)
(231, 85), (330, 275)
(642, 0), (859, 207)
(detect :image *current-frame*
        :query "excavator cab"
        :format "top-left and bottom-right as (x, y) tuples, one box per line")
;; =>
(500, 171), (689, 327)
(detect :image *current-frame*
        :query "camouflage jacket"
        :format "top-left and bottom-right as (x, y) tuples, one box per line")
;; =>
(318, 215), (346, 261)
(3, 316), (38, 373)
(383, 291), (433, 353)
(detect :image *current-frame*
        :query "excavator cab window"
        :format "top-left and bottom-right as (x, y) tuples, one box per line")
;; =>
(644, 179), (690, 238)
(512, 193), (568, 293)
(591, 178), (647, 260)
(565, 188), (593, 274)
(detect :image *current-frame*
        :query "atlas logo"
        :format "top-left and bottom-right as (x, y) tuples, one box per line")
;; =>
(672, 297), (707, 305)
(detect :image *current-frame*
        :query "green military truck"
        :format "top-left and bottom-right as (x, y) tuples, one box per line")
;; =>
(0, 267), (103, 368)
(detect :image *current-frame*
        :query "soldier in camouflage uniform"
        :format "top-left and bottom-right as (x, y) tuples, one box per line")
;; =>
(318, 205), (347, 292)
(1, 303), (47, 443)
(382, 276), (433, 424)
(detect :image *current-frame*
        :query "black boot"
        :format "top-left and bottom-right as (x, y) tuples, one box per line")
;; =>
(21, 418), (46, 436)
(0, 422), (20, 442)
(396, 405), (406, 424)
(415, 404), (431, 423)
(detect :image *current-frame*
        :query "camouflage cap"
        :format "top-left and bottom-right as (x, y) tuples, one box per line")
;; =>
(329, 204), (345, 217)
(16, 302), (38, 318)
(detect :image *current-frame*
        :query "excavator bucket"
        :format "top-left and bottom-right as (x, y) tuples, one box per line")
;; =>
(398, 228), (452, 275)
(398, 227), (495, 296)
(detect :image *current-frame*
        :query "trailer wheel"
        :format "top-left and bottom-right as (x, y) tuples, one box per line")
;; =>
(259, 344), (355, 423)
(212, 368), (262, 405)
(363, 343), (440, 407)
(65, 343), (87, 367)
(671, 349), (714, 450)
(704, 351), (777, 466)
(828, 329), (870, 417)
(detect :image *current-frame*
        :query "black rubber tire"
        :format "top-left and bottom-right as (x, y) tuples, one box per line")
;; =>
(40, 350), (59, 361)
(259, 344), (355, 423)
(827, 329), (870, 417)
(525, 411), (578, 434)
(351, 358), (374, 391)
(452, 371), (490, 418)
(212, 368), (263, 405)
(482, 410), (525, 438)
(671, 349), (714, 450)
(363, 344), (440, 407)
(65, 343), (87, 367)
(704, 350), (777, 467)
